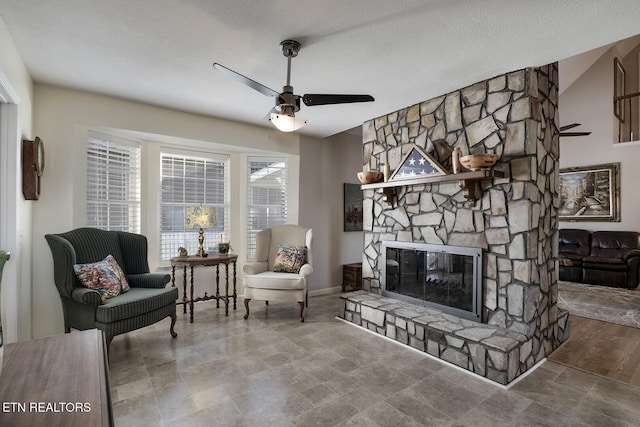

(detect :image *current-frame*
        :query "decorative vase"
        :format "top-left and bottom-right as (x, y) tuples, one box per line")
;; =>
(218, 243), (230, 254)
(383, 163), (391, 182)
(0, 250), (11, 377)
(452, 147), (462, 174)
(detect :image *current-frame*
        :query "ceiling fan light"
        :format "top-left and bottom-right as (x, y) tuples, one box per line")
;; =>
(270, 113), (307, 132)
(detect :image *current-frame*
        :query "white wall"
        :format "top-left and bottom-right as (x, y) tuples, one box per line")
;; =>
(560, 47), (640, 232)
(32, 84), (304, 338)
(0, 17), (34, 342)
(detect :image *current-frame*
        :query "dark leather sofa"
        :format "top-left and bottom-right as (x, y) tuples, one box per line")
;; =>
(559, 229), (640, 289)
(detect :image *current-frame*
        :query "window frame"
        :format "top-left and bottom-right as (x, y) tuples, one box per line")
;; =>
(159, 149), (230, 263)
(246, 156), (288, 259)
(86, 131), (141, 233)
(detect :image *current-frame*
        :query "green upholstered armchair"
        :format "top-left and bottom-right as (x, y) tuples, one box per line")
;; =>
(45, 228), (178, 350)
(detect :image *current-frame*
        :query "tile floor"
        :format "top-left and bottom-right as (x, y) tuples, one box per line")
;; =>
(109, 294), (640, 426)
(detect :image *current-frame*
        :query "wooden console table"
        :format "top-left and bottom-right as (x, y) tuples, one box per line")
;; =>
(0, 329), (112, 426)
(171, 254), (238, 322)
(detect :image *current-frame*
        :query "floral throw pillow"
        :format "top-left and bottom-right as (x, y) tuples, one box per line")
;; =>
(105, 255), (130, 293)
(73, 255), (129, 301)
(273, 244), (307, 274)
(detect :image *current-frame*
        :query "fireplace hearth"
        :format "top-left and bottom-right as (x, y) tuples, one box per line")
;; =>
(382, 241), (482, 322)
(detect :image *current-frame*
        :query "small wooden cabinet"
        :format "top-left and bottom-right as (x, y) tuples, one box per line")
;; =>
(342, 262), (362, 291)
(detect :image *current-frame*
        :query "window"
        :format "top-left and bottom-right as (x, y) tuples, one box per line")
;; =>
(160, 152), (229, 262)
(86, 133), (141, 232)
(246, 158), (287, 258)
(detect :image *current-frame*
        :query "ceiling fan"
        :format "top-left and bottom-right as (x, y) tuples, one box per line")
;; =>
(559, 123), (591, 137)
(213, 39), (375, 132)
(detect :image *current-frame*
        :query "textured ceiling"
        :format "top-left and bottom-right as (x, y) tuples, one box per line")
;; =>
(1, 0), (640, 137)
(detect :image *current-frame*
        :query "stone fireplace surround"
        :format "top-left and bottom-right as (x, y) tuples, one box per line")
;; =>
(338, 64), (570, 385)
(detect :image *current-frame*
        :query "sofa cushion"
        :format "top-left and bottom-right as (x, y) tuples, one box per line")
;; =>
(559, 229), (591, 257)
(590, 231), (640, 258)
(60, 228), (127, 272)
(244, 271), (305, 290)
(583, 256), (627, 272)
(558, 253), (584, 266)
(73, 255), (127, 302)
(583, 256), (625, 264)
(96, 287), (178, 323)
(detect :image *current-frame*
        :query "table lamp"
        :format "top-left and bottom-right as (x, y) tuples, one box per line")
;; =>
(185, 206), (217, 257)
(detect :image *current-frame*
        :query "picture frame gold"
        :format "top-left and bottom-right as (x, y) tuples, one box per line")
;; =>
(559, 163), (620, 222)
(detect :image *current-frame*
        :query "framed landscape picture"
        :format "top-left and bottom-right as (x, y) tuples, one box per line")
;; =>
(559, 163), (620, 222)
(344, 183), (363, 231)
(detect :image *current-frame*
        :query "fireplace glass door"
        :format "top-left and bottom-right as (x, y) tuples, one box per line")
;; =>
(382, 242), (482, 321)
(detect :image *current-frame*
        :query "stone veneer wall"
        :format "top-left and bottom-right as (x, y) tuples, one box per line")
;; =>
(358, 64), (568, 378)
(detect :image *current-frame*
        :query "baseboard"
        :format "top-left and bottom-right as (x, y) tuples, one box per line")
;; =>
(308, 286), (342, 297)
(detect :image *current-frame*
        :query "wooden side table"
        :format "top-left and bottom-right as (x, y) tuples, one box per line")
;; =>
(342, 262), (362, 291)
(0, 329), (113, 426)
(170, 254), (238, 322)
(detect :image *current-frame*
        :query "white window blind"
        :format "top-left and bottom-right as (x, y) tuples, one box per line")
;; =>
(160, 152), (229, 262)
(246, 158), (288, 258)
(86, 133), (141, 233)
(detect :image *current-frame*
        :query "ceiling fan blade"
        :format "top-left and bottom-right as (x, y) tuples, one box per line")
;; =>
(560, 132), (592, 137)
(559, 123), (581, 131)
(213, 63), (279, 97)
(302, 94), (374, 107)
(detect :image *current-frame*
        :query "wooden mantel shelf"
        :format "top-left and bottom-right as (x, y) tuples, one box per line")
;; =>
(361, 169), (505, 207)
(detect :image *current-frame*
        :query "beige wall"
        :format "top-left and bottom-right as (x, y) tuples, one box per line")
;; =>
(32, 84), (306, 338)
(298, 131), (364, 293)
(0, 17), (34, 342)
(560, 46), (640, 231)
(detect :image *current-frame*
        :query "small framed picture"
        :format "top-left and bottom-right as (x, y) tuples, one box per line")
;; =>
(344, 183), (363, 231)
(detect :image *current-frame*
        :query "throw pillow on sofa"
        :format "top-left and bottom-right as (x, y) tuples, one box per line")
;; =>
(273, 244), (307, 273)
(105, 254), (130, 292)
(73, 254), (130, 301)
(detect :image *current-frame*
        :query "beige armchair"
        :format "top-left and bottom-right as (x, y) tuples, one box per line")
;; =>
(243, 225), (313, 322)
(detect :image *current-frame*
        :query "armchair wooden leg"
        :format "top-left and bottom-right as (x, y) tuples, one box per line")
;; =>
(169, 313), (178, 338)
(299, 301), (305, 322)
(265, 301), (269, 305)
(64, 325), (71, 333)
(244, 298), (251, 319)
(105, 336), (113, 355)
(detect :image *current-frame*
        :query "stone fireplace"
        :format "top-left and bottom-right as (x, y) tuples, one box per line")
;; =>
(339, 63), (570, 385)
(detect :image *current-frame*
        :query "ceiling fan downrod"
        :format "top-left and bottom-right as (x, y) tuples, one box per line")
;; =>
(278, 40), (302, 114)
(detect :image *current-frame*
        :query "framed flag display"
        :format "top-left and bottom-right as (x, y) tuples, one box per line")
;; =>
(389, 145), (448, 181)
